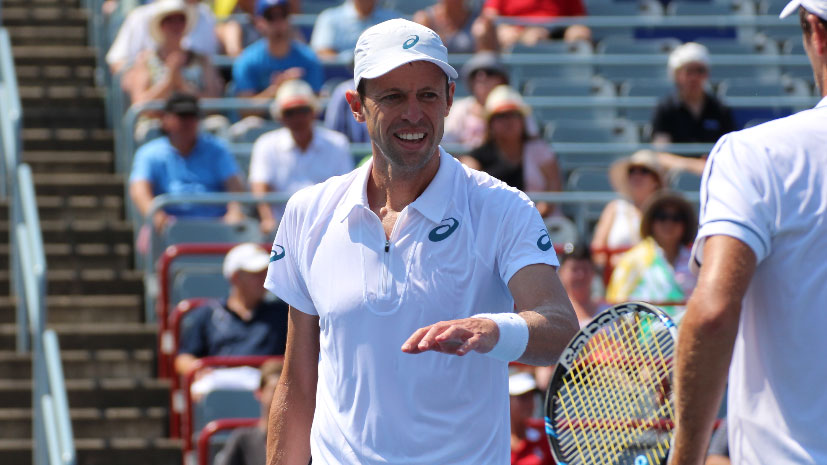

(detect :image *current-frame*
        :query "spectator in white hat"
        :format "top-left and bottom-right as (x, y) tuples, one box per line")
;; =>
(249, 79), (354, 235)
(175, 242), (289, 377)
(265, 18), (577, 465)
(461, 84), (562, 218)
(651, 42), (736, 146)
(509, 371), (556, 465)
(122, 0), (223, 107)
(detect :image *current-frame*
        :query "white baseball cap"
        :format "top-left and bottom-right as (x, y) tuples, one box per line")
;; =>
(353, 18), (458, 89)
(780, 0), (827, 19)
(271, 79), (319, 118)
(509, 372), (538, 396)
(223, 243), (270, 279)
(667, 42), (710, 79)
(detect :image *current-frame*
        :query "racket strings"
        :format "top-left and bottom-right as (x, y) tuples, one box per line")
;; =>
(552, 313), (676, 465)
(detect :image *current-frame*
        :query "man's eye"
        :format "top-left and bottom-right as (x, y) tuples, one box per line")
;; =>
(420, 92), (438, 100)
(382, 94), (402, 102)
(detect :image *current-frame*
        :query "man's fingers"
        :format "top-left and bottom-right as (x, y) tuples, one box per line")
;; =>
(434, 325), (473, 352)
(401, 325), (433, 353)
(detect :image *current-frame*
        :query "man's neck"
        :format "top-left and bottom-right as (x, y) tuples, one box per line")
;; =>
(267, 38), (290, 57)
(291, 127), (313, 152)
(367, 150), (440, 215)
(169, 136), (197, 155)
(226, 292), (257, 321)
(353, 2), (374, 19)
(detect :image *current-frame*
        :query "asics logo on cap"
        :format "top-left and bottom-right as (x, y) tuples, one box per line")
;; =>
(402, 35), (419, 49)
(537, 231), (552, 251)
(270, 245), (285, 262)
(428, 217), (459, 242)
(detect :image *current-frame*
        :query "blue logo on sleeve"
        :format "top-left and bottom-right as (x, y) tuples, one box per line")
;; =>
(270, 245), (285, 262)
(403, 35), (419, 49)
(428, 217), (459, 242)
(537, 231), (552, 251)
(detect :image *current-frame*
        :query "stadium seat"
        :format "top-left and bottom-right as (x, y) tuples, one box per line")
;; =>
(717, 79), (788, 97)
(669, 171), (702, 192)
(171, 271), (229, 306)
(546, 119), (640, 144)
(710, 63), (782, 83)
(509, 40), (593, 55)
(512, 61), (595, 88)
(164, 218), (264, 246)
(567, 167), (613, 192)
(588, 2), (643, 16)
(384, 0), (438, 15)
(523, 76), (615, 97)
(533, 98), (619, 125)
(596, 36), (680, 55)
(228, 118), (280, 144)
(193, 389), (260, 435)
(301, 0), (339, 14)
(695, 38), (776, 55)
(666, 1), (736, 16)
(619, 78), (674, 123)
(597, 64), (670, 84)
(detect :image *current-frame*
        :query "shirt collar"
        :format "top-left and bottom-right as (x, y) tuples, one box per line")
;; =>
(816, 96), (827, 109)
(332, 147), (456, 224)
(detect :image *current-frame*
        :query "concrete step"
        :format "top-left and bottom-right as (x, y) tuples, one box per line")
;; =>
(5, 25), (87, 46)
(35, 195), (124, 221)
(0, 349), (154, 379)
(22, 127), (113, 151)
(0, 242), (132, 270)
(33, 173), (124, 197)
(0, 219), (133, 247)
(0, 295), (143, 324)
(0, 377), (168, 408)
(22, 151), (113, 174)
(1, 407), (168, 439)
(0, 438), (183, 465)
(15, 63), (95, 87)
(2, 8), (88, 28)
(0, 268), (142, 296)
(0, 322), (154, 351)
(23, 105), (106, 129)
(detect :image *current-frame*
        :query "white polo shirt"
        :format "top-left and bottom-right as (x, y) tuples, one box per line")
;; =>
(691, 97), (827, 464)
(248, 125), (354, 201)
(265, 148), (559, 464)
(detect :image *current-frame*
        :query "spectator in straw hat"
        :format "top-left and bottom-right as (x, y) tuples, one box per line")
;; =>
(591, 149), (666, 267)
(249, 79), (354, 234)
(461, 84), (562, 218)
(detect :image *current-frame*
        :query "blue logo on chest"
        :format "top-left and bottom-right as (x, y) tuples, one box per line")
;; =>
(270, 245), (285, 262)
(428, 217), (459, 242)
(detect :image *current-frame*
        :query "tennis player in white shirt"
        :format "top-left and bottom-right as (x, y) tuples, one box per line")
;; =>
(671, 1), (827, 463)
(263, 18), (578, 465)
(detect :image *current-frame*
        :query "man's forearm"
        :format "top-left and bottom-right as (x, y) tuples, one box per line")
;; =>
(516, 303), (579, 366)
(266, 375), (315, 465)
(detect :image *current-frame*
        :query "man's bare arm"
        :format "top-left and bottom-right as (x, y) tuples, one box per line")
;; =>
(402, 264), (579, 366)
(671, 235), (756, 465)
(266, 306), (320, 465)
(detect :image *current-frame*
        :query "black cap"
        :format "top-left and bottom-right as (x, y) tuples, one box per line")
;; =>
(164, 92), (200, 115)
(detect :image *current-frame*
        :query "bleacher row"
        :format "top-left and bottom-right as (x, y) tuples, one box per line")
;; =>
(84, 1), (817, 464)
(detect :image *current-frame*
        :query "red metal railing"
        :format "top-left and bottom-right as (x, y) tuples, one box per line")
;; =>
(196, 418), (258, 465)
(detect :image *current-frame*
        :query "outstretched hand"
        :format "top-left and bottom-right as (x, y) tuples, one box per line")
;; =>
(401, 317), (500, 356)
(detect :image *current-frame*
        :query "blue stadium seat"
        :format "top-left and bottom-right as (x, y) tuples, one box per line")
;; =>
(546, 119), (640, 144)
(670, 171), (702, 192)
(193, 389), (260, 437)
(666, 1), (736, 16)
(171, 271), (229, 305)
(597, 37), (680, 55)
(619, 78), (675, 123)
(597, 64), (670, 84)
(567, 167), (613, 192)
(533, 98), (619, 125)
(164, 218), (264, 246)
(523, 76), (615, 97)
(509, 40), (593, 55)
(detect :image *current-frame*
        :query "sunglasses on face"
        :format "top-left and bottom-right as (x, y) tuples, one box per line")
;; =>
(684, 65), (709, 76)
(162, 13), (188, 24)
(652, 211), (684, 223)
(262, 7), (288, 22)
(282, 106), (312, 118)
(628, 166), (654, 177)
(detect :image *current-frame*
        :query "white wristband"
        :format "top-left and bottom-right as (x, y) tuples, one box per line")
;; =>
(472, 313), (529, 362)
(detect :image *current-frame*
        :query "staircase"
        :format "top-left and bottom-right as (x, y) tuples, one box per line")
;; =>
(0, 0), (182, 463)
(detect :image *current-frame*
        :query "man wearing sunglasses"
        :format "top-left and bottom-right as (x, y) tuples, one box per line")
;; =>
(249, 79), (354, 235)
(232, 0), (323, 100)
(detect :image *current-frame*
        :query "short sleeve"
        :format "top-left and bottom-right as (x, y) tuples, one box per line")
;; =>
(496, 190), (560, 284)
(129, 145), (154, 183)
(177, 306), (209, 357)
(309, 10), (336, 52)
(264, 195), (317, 315)
(231, 51), (258, 94)
(248, 135), (273, 185)
(215, 141), (242, 182)
(691, 133), (775, 271)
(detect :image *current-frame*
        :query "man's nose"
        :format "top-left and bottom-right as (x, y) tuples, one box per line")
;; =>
(400, 94), (424, 123)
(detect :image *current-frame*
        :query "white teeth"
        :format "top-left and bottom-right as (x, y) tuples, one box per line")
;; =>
(397, 133), (425, 141)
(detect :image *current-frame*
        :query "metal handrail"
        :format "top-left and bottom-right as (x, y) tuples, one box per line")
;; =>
(1, 23), (76, 465)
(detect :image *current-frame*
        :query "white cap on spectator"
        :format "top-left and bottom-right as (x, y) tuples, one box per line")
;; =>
(484, 85), (531, 120)
(780, 0), (827, 19)
(509, 372), (538, 396)
(223, 243), (270, 279)
(353, 19), (458, 89)
(149, 0), (197, 46)
(667, 42), (710, 79)
(271, 79), (319, 118)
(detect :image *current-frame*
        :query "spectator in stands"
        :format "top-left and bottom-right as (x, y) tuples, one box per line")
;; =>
(232, 0), (324, 98)
(444, 52), (510, 148)
(129, 93), (245, 233)
(122, 0), (223, 107)
(324, 77), (370, 143)
(250, 79), (354, 234)
(107, 0), (219, 75)
(606, 191), (698, 317)
(473, 0), (591, 52)
(175, 243), (290, 377)
(214, 0), (259, 57)
(461, 84), (562, 218)
(652, 42), (737, 145)
(558, 244), (606, 327)
(215, 358), (284, 465)
(309, 0), (401, 61)
(591, 149), (665, 267)
(509, 371), (555, 465)
(706, 420), (730, 465)
(413, 0), (479, 54)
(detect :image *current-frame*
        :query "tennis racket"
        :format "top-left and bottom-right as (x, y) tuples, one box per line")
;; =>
(544, 302), (678, 465)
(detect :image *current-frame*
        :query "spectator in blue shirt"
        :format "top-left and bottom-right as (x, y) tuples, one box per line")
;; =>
(232, 0), (323, 98)
(129, 93), (246, 231)
(309, 0), (401, 61)
(175, 242), (290, 377)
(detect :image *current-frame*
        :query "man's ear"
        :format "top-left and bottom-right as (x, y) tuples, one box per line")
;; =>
(810, 14), (827, 56)
(445, 81), (455, 116)
(345, 89), (365, 123)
